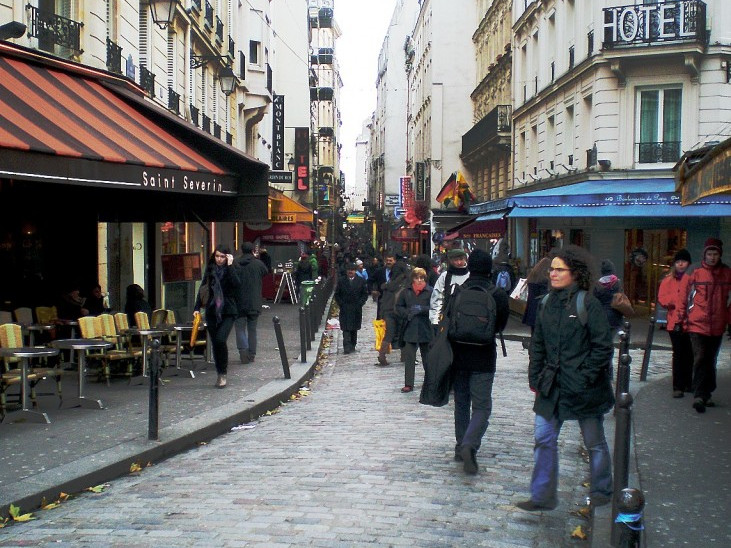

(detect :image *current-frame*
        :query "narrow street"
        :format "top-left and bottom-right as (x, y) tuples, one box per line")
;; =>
(0, 300), (593, 547)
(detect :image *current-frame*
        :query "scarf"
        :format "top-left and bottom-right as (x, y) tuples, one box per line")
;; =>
(447, 264), (468, 276)
(212, 265), (225, 322)
(412, 280), (426, 295)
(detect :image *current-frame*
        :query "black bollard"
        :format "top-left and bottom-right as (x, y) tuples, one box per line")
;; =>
(613, 488), (645, 547)
(639, 316), (655, 381)
(305, 302), (313, 349)
(299, 306), (307, 363)
(611, 393), (634, 545)
(615, 353), (632, 404)
(273, 316), (290, 379)
(309, 291), (318, 332)
(148, 338), (162, 441)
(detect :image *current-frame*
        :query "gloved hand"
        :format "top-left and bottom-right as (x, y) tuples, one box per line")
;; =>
(410, 304), (423, 315)
(673, 324), (683, 333)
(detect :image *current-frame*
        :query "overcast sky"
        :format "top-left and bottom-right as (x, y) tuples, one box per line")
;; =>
(335, 0), (398, 188)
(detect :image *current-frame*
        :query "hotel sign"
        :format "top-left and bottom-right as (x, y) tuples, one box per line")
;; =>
(272, 95), (284, 170)
(603, 1), (706, 47)
(294, 127), (310, 191)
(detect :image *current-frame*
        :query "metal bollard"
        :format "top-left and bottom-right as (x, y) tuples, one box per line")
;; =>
(304, 302), (312, 349)
(613, 488), (645, 547)
(148, 339), (162, 441)
(299, 306), (307, 363)
(615, 353), (632, 404)
(273, 316), (290, 379)
(309, 292), (318, 335)
(639, 316), (655, 381)
(611, 393), (634, 545)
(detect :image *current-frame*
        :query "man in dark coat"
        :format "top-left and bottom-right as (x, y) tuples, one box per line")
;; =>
(334, 263), (369, 354)
(373, 254), (410, 365)
(235, 242), (269, 363)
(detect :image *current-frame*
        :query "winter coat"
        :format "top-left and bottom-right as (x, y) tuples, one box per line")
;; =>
(676, 261), (731, 337)
(429, 268), (470, 325)
(657, 272), (689, 331)
(374, 263), (409, 316)
(395, 285), (434, 344)
(334, 274), (368, 331)
(294, 259), (313, 285)
(194, 264), (243, 319)
(450, 274), (510, 373)
(309, 256), (319, 278)
(529, 284), (614, 421)
(522, 281), (549, 328)
(593, 275), (624, 330)
(236, 254), (269, 314)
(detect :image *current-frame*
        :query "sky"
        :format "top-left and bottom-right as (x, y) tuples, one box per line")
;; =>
(335, 0), (399, 189)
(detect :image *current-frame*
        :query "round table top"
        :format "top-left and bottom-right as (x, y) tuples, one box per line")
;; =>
(122, 328), (169, 336)
(24, 323), (56, 331)
(51, 338), (113, 350)
(0, 346), (60, 358)
(171, 323), (206, 331)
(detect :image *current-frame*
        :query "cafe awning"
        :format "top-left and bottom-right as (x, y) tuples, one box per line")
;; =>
(446, 212), (507, 240)
(269, 190), (313, 223)
(0, 42), (268, 221)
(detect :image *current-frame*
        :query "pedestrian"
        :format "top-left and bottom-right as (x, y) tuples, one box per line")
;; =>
(522, 257), (551, 335)
(258, 247), (272, 272)
(676, 238), (731, 413)
(449, 249), (509, 474)
(414, 254), (439, 287)
(355, 259), (368, 281)
(373, 253), (409, 365)
(84, 283), (106, 316)
(657, 249), (694, 398)
(294, 253), (314, 297)
(194, 245), (241, 388)
(593, 259), (624, 335)
(334, 263), (369, 354)
(491, 239), (516, 293)
(429, 248), (470, 330)
(234, 242), (269, 364)
(517, 245), (614, 511)
(395, 267), (434, 393)
(124, 283), (151, 327)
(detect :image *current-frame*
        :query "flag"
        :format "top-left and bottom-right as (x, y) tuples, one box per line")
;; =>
(436, 172), (458, 205)
(455, 172), (476, 212)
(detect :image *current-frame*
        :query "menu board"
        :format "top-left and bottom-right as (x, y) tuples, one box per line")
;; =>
(161, 253), (202, 283)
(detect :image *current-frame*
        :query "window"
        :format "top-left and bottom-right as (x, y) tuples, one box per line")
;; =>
(249, 40), (260, 65)
(564, 105), (575, 165)
(637, 88), (682, 163)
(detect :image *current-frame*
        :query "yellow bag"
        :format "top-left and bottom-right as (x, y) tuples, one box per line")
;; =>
(373, 319), (391, 353)
(190, 312), (202, 346)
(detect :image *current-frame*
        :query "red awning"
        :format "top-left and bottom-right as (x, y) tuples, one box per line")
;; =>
(448, 218), (506, 240)
(243, 222), (315, 243)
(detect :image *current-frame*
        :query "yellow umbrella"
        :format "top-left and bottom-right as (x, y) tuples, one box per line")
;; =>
(190, 311), (202, 346)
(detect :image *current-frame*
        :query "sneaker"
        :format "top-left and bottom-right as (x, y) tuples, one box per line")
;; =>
(515, 500), (557, 512)
(461, 446), (478, 475)
(693, 398), (706, 413)
(672, 390), (684, 398)
(249, 355), (255, 362)
(215, 375), (227, 388)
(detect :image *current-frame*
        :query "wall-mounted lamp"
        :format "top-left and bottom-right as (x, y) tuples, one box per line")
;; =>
(149, 0), (178, 29)
(598, 159), (611, 171)
(0, 21), (26, 40)
(287, 156), (296, 172)
(191, 55), (238, 96)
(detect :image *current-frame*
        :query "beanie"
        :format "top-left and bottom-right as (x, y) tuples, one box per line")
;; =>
(467, 249), (493, 275)
(241, 241), (255, 254)
(703, 238), (723, 256)
(447, 248), (467, 260)
(600, 259), (616, 276)
(673, 249), (692, 263)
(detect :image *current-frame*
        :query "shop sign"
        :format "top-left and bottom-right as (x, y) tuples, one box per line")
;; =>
(603, 1), (704, 46)
(680, 144), (731, 205)
(268, 171), (293, 184)
(140, 169), (235, 195)
(273, 214), (295, 223)
(272, 95), (285, 170)
(294, 127), (310, 191)
(385, 194), (400, 206)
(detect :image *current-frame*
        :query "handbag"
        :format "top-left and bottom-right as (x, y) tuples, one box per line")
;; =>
(611, 292), (634, 317)
(198, 283), (210, 307)
(419, 324), (453, 407)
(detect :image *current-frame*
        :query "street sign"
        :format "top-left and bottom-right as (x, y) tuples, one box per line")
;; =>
(385, 194), (400, 206)
(268, 171), (293, 184)
(394, 207), (405, 218)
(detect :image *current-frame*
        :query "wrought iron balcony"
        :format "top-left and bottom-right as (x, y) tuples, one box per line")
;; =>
(215, 16), (223, 42)
(191, 0), (202, 12)
(461, 105), (512, 158)
(168, 87), (180, 115)
(226, 132), (233, 145)
(202, 114), (211, 134)
(26, 4), (83, 55)
(603, 0), (707, 49)
(139, 66), (155, 98)
(106, 38), (122, 74)
(637, 141), (681, 164)
(213, 122), (221, 139)
(190, 105), (199, 127)
(266, 63), (272, 93)
(205, 1), (214, 28)
(228, 36), (235, 58)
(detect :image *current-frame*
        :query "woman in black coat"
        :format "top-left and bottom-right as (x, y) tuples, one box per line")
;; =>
(395, 268), (433, 393)
(194, 244), (242, 388)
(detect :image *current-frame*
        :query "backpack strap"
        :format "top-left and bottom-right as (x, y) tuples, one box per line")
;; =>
(538, 290), (587, 326)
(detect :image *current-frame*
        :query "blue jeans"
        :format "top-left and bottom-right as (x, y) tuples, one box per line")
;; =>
(531, 414), (613, 505)
(235, 312), (260, 356)
(453, 369), (495, 452)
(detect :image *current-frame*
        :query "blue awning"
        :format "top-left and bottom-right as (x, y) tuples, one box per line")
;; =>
(506, 178), (731, 218)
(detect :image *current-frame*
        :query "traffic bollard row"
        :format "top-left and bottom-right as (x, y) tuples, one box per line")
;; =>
(273, 316), (290, 379)
(639, 315), (655, 381)
(148, 339), (162, 441)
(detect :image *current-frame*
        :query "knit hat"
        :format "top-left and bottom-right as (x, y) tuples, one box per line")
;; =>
(467, 249), (493, 275)
(241, 242), (255, 254)
(673, 249), (692, 263)
(447, 248), (467, 260)
(355, 259), (363, 266)
(600, 259), (616, 276)
(346, 263), (357, 271)
(703, 238), (723, 256)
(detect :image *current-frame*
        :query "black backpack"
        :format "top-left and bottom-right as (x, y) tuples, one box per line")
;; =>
(447, 284), (498, 345)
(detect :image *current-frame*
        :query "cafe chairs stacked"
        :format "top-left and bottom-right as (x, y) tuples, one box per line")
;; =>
(167, 310), (207, 367)
(0, 322), (61, 414)
(13, 307), (34, 325)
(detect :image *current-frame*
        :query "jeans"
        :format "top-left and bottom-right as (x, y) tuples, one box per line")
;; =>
(531, 414), (613, 505)
(207, 315), (236, 375)
(402, 342), (429, 387)
(689, 333), (723, 401)
(453, 369), (495, 453)
(235, 311), (260, 356)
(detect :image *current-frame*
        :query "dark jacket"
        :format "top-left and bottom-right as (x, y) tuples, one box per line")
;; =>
(124, 298), (152, 327)
(450, 274), (510, 373)
(374, 262), (409, 317)
(236, 254), (269, 314)
(395, 285), (433, 344)
(194, 264), (243, 319)
(593, 276), (624, 330)
(294, 259), (313, 285)
(522, 281), (548, 328)
(529, 284), (614, 421)
(334, 274), (368, 331)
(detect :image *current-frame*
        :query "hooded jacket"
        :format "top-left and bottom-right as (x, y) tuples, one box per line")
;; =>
(236, 253), (269, 314)
(657, 270), (689, 331)
(676, 260), (731, 336)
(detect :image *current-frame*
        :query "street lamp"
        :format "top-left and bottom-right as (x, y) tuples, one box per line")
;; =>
(287, 156), (296, 172)
(0, 21), (26, 40)
(191, 55), (238, 96)
(149, 0), (178, 29)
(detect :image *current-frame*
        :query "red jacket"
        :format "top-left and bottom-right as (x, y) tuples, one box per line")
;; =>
(657, 272), (688, 331)
(676, 261), (731, 336)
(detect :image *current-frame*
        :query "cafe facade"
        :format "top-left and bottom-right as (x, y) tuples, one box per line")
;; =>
(0, 42), (269, 314)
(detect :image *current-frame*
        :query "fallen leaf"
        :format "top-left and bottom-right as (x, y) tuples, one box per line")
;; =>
(574, 506), (592, 519)
(85, 484), (107, 493)
(571, 525), (587, 540)
(59, 493), (70, 501)
(129, 462), (142, 473)
(9, 504), (34, 522)
(582, 481), (590, 488)
(40, 501), (60, 510)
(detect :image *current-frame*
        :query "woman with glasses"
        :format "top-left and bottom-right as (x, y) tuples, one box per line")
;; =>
(517, 245), (614, 511)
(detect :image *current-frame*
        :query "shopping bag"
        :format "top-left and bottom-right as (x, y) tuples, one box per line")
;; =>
(373, 319), (391, 353)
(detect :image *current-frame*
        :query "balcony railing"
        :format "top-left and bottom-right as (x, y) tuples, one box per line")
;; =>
(228, 36), (235, 58)
(190, 105), (199, 127)
(226, 132), (233, 145)
(266, 63), (273, 93)
(191, 0), (202, 12)
(215, 16), (223, 42)
(637, 141), (681, 164)
(139, 66), (155, 97)
(461, 105), (512, 157)
(106, 38), (122, 74)
(603, 1), (707, 49)
(202, 114), (211, 134)
(213, 122), (221, 139)
(26, 4), (83, 55)
(205, 1), (214, 28)
(168, 87), (180, 115)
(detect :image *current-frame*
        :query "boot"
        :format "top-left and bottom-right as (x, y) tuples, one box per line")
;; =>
(239, 350), (250, 364)
(215, 374), (227, 388)
(377, 350), (389, 366)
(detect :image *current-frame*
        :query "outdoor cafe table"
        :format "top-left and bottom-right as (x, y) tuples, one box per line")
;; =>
(120, 328), (169, 379)
(170, 322), (210, 378)
(22, 323), (55, 346)
(0, 346), (59, 423)
(50, 339), (111, 409)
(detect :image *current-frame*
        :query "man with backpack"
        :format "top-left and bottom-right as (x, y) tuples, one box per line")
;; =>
(429, 248), (470, 331)
(449, 249), (510, 475)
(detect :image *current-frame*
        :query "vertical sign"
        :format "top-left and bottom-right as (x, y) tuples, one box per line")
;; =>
(294, 127), (310, 191)
(272, 95), (284, 170)
(400, 176), (414, 210)
(415, 162), (425, 201)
